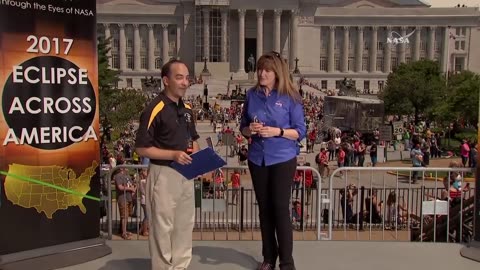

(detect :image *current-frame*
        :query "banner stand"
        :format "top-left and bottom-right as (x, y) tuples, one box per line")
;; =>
(0, 238), (111, 270)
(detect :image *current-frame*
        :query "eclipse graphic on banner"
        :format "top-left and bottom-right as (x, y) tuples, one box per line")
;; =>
(2, 56), (97, 150)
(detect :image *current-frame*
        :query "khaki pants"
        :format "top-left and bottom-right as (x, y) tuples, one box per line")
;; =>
(146, 164), (195, 270)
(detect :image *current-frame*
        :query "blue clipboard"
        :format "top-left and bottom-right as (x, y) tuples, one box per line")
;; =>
(171, 147), (227, 180)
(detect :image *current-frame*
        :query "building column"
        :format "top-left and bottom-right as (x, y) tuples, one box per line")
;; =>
(327, 26), (335, 73)
(273, 9), (282, 52)
(238, 9), (246, 72)
(203, 8), (210, 61)
(221, 8), (228, 62)
(384, 26), (392, 73)
(256, 9), (264, 61)
(147, 24), (155, 70)
(441, 26), (450, 73)
(342, 26), (349, 73)
(414, 26), (421, 61)
(428, 26), (436, 60)
(162, 24), (169, 62)
(118, 24), (127, 70)
(290, 9), (299, 69)
(133, 24), (141, 71)
(103, 24), (112, 67)
(370, 26), (378, 72)
(356, 26), (363, 72)
(399, 26), (406, 63)
(176, 24), (181, 58)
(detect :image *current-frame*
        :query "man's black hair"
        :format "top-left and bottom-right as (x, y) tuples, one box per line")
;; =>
(161, 59), (187, 78)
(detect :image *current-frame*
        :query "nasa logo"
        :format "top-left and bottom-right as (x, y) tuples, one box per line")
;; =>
(387, 30), (416, 45)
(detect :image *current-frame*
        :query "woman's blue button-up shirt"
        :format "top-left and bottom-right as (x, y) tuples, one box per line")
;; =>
(240, 87), (306, 167)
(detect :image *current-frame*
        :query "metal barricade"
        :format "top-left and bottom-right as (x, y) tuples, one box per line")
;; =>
(104, 164), (330, 241)
(328, 166), (475, 242)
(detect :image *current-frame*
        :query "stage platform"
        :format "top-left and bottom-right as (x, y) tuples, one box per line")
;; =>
(59, 240), (478, 270)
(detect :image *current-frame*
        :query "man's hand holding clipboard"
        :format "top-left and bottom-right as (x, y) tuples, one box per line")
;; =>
(171, 148), (227, 180)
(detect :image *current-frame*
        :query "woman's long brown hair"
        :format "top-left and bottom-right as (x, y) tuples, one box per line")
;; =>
(255, 51), (302, 102)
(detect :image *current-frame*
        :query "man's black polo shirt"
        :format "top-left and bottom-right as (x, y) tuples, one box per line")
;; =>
(135, 91), (200, 166)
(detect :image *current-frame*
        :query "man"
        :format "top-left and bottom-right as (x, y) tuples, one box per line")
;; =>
(316, 148), (330, 179)
(410, 143), (423, 184)
(114, 168), (136, 240)
(135, 60), (200, 270)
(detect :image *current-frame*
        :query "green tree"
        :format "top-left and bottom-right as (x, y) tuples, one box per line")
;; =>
(97, 37), (146, 140)
(379, 60), (446, 124)
(445, 71), (480, 127)
(97, 37), (120, 91)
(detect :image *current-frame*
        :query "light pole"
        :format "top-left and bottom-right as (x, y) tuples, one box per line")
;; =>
(460, 81), (480, 262)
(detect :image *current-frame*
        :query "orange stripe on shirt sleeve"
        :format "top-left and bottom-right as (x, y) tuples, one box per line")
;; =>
(148, 101), (165, 129)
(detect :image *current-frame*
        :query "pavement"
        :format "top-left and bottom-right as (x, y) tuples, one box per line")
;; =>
(58, 240), (479, 270)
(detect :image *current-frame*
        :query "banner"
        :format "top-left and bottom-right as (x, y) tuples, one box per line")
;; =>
(0, 0), (99, 255)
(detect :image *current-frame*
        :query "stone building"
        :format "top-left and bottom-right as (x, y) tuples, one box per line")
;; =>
(97, 0), (480, 93)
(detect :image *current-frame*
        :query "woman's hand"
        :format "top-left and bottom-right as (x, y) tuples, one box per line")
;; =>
(249, 122), (263, 133)
(258, 126), (280, 138)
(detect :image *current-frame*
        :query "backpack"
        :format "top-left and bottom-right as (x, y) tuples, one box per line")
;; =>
(315, 153), (321, 164)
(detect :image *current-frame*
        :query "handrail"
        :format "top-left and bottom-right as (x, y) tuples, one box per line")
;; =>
(107, 164), (327, 240)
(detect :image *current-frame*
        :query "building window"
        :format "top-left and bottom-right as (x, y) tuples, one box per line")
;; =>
(392, 57), (398, 69)
(334, 56), (340, 71)
(406, 57), (412, 64)
(364, 80), (370, 91)
(156, 39), (161, 51)
(362, 57), (368, 71)
(320, 57), (327, 71)
(127, 54), (134, 69)
(456, 27), (466, 36)
(349, 40), (353, 50)
(155, 57), (163, 69)
(321, 80), (327, 89)
(460, 41), (465, 50)
(126, 78), (133, 88)
(364, 41), (369, 51)
(141, 56), (147, 69)
(435, 41), (441, 52)
(195, 7), (229, 62)
(209, 8), (223, 62)
(348, 57), (355, 71)
(455, 57), (464, 72)
(321, 39), (327, 51)
(420, 41), (426, 51)
(113, 38), (119, 50)
(376, 57), (384, 72)
(112, 54), (119, 69)
(141, 39), (147, 50)
(377, 41), (384, 51)
(127, 39), (133, 50)
(378, 81), (384, 91)
(334, 40), (340, 50)
(455, 41), (460, 50)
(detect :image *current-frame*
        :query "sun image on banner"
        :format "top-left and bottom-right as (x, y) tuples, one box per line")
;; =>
(0, 0), (99, 254)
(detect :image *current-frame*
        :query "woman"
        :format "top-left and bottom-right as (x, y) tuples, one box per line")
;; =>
(240, 51), (306, 270)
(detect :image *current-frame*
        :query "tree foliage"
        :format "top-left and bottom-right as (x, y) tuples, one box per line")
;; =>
(444, 71), (480, 127)
(379, 60), (446, 124)
(97, 37), (146, 139)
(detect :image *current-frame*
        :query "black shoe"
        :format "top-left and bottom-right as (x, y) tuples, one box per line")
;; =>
(258, 262), (275, 270)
